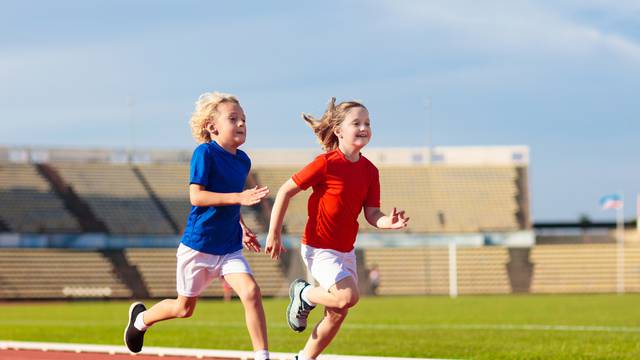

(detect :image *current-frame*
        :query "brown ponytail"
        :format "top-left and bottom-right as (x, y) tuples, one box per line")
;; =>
(302, 97), (366, 151)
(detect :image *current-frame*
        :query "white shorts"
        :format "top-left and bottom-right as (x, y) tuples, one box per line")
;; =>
(301, 244), (358, 291)
(176, 243), (252, 297)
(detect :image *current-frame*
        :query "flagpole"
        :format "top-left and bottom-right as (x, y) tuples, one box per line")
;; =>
(616, 193), (625, 294)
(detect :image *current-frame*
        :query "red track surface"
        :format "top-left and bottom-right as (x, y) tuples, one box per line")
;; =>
(0, 349), (232, 360)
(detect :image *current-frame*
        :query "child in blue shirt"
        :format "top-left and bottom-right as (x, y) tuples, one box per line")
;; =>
(124, 92), (271, 360)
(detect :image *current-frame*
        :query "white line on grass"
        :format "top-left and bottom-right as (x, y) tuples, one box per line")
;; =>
(380, 323), (640, 333)
(2, 319), (639, 333)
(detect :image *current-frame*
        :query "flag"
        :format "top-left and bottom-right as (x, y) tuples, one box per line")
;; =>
(600, 194), (623, 210)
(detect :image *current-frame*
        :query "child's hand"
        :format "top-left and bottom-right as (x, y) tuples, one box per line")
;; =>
(239, 186), (269, 206)
(387, 207), (409, 229)
(241, 225), (261, 252)
(265, 233), (286, 260)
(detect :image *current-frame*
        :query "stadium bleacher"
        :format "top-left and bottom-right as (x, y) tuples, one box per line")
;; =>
(252, 167), (311, 234)
(0, 146), (543, 299)
(456, 247), (511, 294)
(359, 166), (520, 233)
(0, 249), (131, 299)
(0, 146), (527, 237)
(52, 162), (175, 235)
(530, 243), (640, 294)
(136, 163), (265, 233)
(0, 164), (80, 233)
(134, 163), (190, 230)
(2, 243), (636, 300)
(364, 246), (511, 295)
(254, 165), (523, 235)
(125, 248), (288, 298)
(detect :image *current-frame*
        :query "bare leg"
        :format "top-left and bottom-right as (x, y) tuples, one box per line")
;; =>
(304, 276), (359, 309)
(224, 272), (268, 351)
(142, 295), (198, 326)
(303, 276), (359, 359)
(303, 306), (348, 358)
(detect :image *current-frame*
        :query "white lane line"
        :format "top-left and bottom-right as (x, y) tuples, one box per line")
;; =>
(0, 340), (444, 360)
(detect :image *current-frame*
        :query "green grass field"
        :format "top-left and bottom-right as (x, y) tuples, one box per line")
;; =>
(2, 294), (640, 359)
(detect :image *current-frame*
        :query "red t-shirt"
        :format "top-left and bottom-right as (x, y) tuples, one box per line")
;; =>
(292, 149), (381, 252)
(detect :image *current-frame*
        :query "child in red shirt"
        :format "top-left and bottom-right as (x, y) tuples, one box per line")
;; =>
(265, 97), (409, 360)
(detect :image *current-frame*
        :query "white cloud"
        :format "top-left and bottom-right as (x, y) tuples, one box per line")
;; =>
(379, 0), (640, 62)
(552, 0), (640, 17)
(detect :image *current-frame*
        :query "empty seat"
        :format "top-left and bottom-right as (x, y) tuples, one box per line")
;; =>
(0, 249), (131, 299)
(0, 164), (80, 233)
(53, 163), (173, 235)
(125, 248), (287, 298)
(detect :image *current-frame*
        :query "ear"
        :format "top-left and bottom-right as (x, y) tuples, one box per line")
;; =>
(333, 127), (342, 139)
(206, 121), (218, 135)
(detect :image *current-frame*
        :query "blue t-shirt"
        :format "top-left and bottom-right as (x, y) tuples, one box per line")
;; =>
(181, 141), (251, 255)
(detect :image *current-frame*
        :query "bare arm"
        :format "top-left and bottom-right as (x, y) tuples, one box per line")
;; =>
(189, 184), (269, 207)
(365, 206), (410, 229)
(265, 179), (302, 258)
(239, 214), (261, 252)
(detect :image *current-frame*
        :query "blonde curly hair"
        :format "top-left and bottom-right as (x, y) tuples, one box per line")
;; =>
(302, 97), (367, 151)
(189, 91), (241, 144)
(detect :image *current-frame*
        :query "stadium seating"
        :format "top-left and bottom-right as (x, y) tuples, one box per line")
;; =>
(125, 248), (287, 298)
(364, 247), (435, 295)
(135, 163), (265, 233)
(252, 167), (310, 234)
(457, 247), (511, 294)
(52, 163), (174, 234)
(14, 147), (630, 299)
(364, 246), (511, 295)
(134, 164), (190, 230)
(0, 164), (80, 233)
(254, 165), (521, 234)
(359, 166), (520, 233)
(530, 243), (640, 293)
(253, 165), (520, 235)
(0, 160), (524, 236)
(254, 165), (522, 235)
(0, 249), (131, 299)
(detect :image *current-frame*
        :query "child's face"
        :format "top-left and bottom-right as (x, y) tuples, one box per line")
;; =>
(208, 102), (246, 147)
(336, 106), (371, 150)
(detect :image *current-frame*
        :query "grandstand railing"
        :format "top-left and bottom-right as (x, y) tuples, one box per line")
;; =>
(0, 146), (529, 166)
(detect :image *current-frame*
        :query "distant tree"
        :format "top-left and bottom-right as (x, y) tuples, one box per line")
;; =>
(578, 213), (591, 243)
(578, 213), (591, 228)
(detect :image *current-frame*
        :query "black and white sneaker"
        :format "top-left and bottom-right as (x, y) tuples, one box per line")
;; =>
(124, 302), (147, 353)
(286, 279), (315, 332)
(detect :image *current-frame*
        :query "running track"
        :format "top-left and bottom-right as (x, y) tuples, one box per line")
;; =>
(0, 341), (437, 360)
(1, 349), (222, 360)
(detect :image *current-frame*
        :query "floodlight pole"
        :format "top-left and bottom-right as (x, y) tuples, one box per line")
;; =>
(127, 96), (135, 164)
(425, 97), (432, 165)
(616, 193), (625, 294)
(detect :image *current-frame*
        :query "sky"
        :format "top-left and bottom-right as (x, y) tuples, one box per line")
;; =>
(1, 1), (639, 222)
